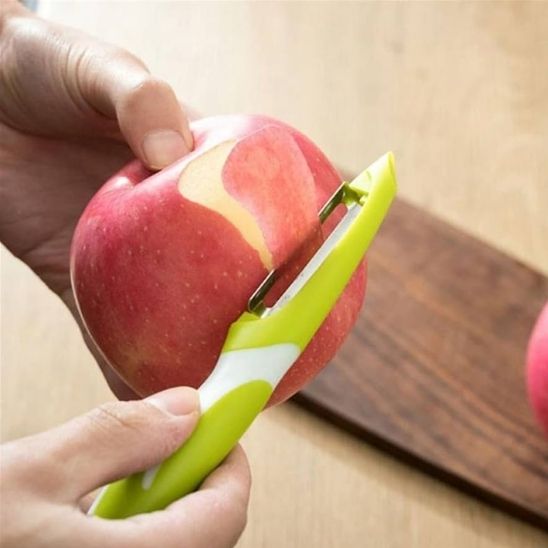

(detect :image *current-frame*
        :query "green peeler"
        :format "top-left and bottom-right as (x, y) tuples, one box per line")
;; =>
(90, 152), (397, 519)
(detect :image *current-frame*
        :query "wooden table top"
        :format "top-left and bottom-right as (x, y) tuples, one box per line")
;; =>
(2, 2), (547, 546)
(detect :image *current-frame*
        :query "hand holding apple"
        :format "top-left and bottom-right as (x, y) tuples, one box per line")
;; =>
(71, 115), (367, 405)
(0, 1), (200, 398)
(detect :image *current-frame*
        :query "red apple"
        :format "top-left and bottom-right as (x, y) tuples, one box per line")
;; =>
(527, 302), (548, 436)
(71, 115), (366, 405)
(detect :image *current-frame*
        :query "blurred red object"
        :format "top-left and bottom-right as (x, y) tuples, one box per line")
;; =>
(527, 302), (548, 437)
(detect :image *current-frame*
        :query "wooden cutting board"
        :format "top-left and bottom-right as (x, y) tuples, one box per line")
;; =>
(293, 197), (548, 530)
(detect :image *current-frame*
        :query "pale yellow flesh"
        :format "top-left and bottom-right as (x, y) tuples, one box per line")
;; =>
(178, 141), (273, 270)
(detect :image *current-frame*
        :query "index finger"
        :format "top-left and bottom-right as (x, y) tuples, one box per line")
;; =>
(77, 43), (193, 169)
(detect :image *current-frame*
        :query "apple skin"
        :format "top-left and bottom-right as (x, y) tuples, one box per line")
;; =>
(527, 302), (548, 436)
(71, 115), (366, 405)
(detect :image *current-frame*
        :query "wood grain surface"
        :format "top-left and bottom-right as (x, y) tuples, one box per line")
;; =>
(295, 197), (548, 528)
(3, 1), (548, 547)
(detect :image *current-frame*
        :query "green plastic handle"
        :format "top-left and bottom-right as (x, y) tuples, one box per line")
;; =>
(92, 380), (272, 518)
(91, 152), (397, 519)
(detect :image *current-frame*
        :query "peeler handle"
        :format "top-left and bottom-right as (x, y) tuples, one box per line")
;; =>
(91, 343), (299, 519)
(91, 379), (272, 519)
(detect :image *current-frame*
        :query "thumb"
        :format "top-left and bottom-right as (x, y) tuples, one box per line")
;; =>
(36, 387), (200, 502)
(77, 45), (194, 170)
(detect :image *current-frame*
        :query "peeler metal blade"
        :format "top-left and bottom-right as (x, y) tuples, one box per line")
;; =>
(248, 169), (377, 316)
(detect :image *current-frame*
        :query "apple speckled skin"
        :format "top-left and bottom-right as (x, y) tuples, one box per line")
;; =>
(70, 115), (366, 405)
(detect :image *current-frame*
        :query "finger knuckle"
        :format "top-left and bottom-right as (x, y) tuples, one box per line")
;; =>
(87, 401), (154, 441)
(212, 490), (249, 542)
(86, 401), (184, 457)
(233, 494), (249, 534)
(123, 75), (173, 109)
(92, 42), (148, 74)
(114, 47), (149, 72)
